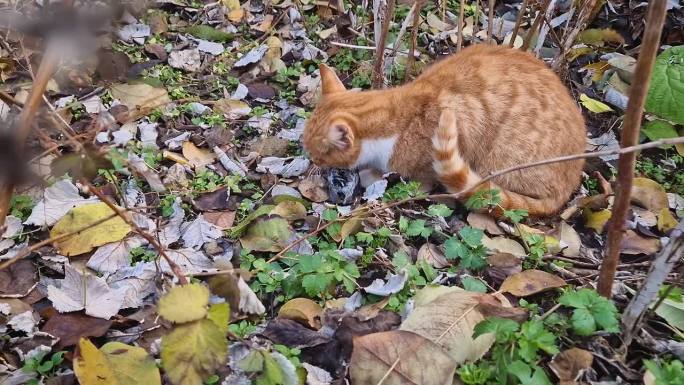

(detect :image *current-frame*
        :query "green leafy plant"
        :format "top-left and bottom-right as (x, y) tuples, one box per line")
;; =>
(21, 351), (65, 384)
(458, 363), (492, 385)
(558, 288), (619, 336)
(229, 320), (258, 338)
(10, 195), (34, 221)
(444, 226), (487, 270)
(399, 217), (433, 238)
(291, 250), (360, 298)
(645, 45), (684, 125)
(273, 344), (302, 369)
(466, 189), (529, 223)
(383, 180), (423, 201)
(472, 318), (558, 385)
(428, 203), (454, 218)
(644, 359), (684, 385)
(129, 246), (157, 264)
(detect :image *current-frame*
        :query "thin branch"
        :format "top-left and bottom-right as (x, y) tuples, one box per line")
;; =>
(509, 0), (529, 47)
(0, 90), (23, 107)
(597, 0), (668, 298)
(457, 0), (466, 52)
(82, 179), (189, 285)
(406, 0), (426, 79)
(521, 0), (551, 51)
(372, 0), (396, 88)
(487, 0), (495, 44)
(472, 0), (480, 44)
(0, 44), (59, 230)
(390, 2), (417, 57)
(552, 0), (597, 70)
(266, 220), (338, 263)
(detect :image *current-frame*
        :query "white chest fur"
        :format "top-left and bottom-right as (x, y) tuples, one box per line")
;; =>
(353, 136), (398, 172)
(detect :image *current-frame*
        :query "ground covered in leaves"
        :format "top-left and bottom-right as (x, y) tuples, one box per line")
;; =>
(0, 1), (683, 385)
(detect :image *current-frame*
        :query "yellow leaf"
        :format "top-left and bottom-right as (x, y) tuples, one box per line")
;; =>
(632, 177), (669, 212)
(228, 9), (245, 22)
(158, 284), (210, 323)
(270, 201), (307, 221)
(580, 93), (614, 113)
(161, 319), (228, 385)
(221, 0), (240, 11)
(100, 342), (161, 385)
(577, 28), (624, 46)
(163, 150), (192, 166)
(332, 217), (362, 242)
(583, 61), (610, 82)
(51, 203), (131, 256)
(583, 208), (611, 233)
(240, 216), (293, 252)
(657, 208), (678, 232)
(182, 142), (215, 170)
(207, 302), (230, 334)
(74, 338), (117, 385)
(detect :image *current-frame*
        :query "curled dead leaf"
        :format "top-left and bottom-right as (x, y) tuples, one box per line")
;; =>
(417, 242), (450, 268)
(500, 270), (566, 297)
(549, 348), (593, 385)
(631, 178), (669, 212)
(620, 230), (661, 255)
(278, 298), (323, 329)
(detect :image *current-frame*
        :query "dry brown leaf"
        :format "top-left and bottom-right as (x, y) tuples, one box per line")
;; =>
(467, 212), (503, 235)
(620, 230), (661, 255)
(271, 201), (307, 221)
(110, 83), (170, 122)
(557, 222), (581, 257)
(482, 236), (526, 257)
(486, 253), (522, 284)
(182, 142), (215, 170)
(400, 286), (494, 364)
(350, 330), (457, 385)
(298, 175), (329, 202)
(549, 348), (593, 385)
(500, 270), (566, 297)
(355, 297), (390, 322)
(417, 242), (450, 268)
(476, 294), (528, 323)
(631, 177), (669, 212)
(203, 211), (236, 230)
(278, 298), (323, 329)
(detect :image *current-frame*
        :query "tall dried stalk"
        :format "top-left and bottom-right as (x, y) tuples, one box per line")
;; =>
(521, 0), (551, 50)
(406, 0), (426, 79)
(487, 0), (495, 43)
(509, 0), (529, 47)
(457, 0), (466, 52)
(372, 0), (396, 88)
(597, 0), (668, 298)
(0, 45), (59, 230)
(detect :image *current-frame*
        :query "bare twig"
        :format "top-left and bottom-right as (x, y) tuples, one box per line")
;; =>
(82, 180), (189, 285)
(533, 0), (557, 56)
(266, 220), (339, 263)
(0, 45), (59, 230)
(622, 219), (683, 346)
(472, 0), (480, 44)
(372, 0), (396, 88)
(457, 0), (466, 52)
(487, 0), (495, 44)
(0, 90), (23, 107)
(406, 0), (426, 79)
(521, 0), (551, 51)
(552, 0), (597, 70)
(509, 0), (529, 47)
(597, 0), (668, 298)
(391, 2), (417, 56)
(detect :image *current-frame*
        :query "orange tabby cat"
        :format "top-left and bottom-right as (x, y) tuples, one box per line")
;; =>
(303, 45), (586, 216)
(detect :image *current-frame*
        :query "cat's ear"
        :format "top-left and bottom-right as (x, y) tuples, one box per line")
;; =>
(320, 64), (346, 95)
(327, 123), (353, 150)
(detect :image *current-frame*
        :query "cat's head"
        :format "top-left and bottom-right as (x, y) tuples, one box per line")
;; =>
(302, 64), (361, 169)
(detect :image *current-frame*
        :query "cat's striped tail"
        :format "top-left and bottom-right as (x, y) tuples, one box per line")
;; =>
(431, 109), (561, 217)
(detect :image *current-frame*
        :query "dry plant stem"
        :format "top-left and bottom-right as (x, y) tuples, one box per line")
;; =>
(266, 220), (338, 263)
(487, 0), (495, 43)
(0, 46), (59, 230)
(472, 0), (479, 44)
(0, 213), (119, 271)
(521, 0), (551, 50)
(621, 219), (683, 346)
(81, 180), (189, 285)
(509, 0), (529, 47)
(405, 0), (426, 79)
(552, 0), (597, 70)
(390, 2), (417, 56)
(597, 0), (668, 298)
(372, 0), (396, 88)
(0, 90), (23, 107)
(457, 0), (466, 52)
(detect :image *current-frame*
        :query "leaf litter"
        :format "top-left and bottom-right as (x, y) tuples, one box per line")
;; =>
(0, 1), (683, 385)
